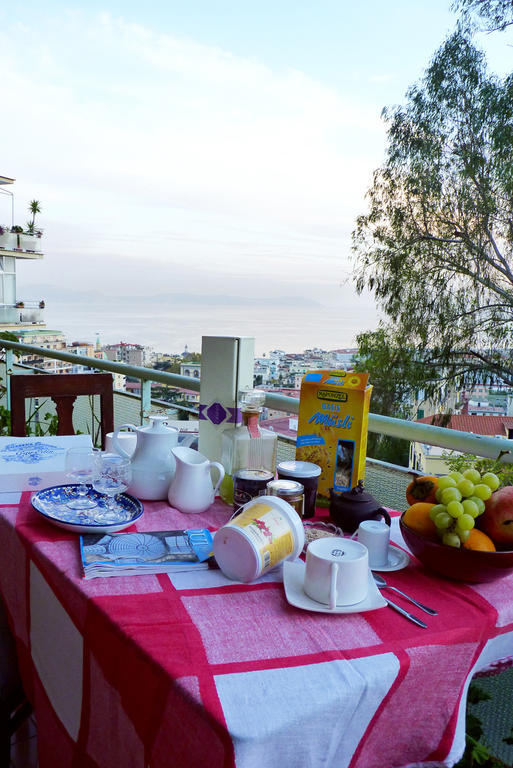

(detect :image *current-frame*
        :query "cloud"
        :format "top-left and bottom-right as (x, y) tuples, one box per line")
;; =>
(1, 8), (382, 347)
(2, 10), (384, 213)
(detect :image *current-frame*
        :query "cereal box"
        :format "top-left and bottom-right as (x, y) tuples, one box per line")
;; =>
(295, 370), (372, 500)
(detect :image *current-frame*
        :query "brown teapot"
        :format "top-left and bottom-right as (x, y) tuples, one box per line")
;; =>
(329, 481), (391, 534)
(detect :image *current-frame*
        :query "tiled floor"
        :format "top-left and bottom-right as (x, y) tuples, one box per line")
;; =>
(10, 714), (38, 768)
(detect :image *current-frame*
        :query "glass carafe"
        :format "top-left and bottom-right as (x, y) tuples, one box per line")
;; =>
(219, 389), (277, 504)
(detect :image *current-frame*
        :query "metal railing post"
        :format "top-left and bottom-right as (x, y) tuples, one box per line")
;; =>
(140, 379), (152, 424)
(4, 348), (13, 410)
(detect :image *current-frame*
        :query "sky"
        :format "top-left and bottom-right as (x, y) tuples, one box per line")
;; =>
(2, 1), (511, 355)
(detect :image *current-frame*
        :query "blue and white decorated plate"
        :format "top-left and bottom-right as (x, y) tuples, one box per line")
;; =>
(31, 485), (144, 533)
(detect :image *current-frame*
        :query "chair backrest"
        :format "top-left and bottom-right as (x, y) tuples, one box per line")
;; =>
(10, 373), (114, 448)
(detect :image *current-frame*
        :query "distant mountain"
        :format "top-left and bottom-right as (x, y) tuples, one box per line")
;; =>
(23, 284), (321, 308)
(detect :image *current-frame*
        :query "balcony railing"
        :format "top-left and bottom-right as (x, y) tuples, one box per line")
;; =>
(0, 303), (44, 325)
(1, 336), (513, 510)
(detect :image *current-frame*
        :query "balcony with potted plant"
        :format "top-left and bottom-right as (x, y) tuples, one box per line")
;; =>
(19, 200), (43, 253)
(0, 202), (43, 257)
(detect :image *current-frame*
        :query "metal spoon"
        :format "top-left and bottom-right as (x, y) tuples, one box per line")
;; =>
(373, 573), (438, 616)
(383, 598), (427, 629)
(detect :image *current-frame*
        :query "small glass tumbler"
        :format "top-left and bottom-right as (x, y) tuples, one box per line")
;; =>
(92, 452), (132, 523)
(65, 446), (98, 510)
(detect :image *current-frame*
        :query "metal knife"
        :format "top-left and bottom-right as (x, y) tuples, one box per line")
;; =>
(385, 598), (428, 628)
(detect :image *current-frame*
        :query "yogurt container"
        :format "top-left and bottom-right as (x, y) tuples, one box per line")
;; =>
(213, 495), (305, 582)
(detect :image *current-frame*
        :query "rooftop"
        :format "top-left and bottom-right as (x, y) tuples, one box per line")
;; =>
(14, 329), (64, 336)
(260, 416), (298, 438)
(417, 413), (513, 437)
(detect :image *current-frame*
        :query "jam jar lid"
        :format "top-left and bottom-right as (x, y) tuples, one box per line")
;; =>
(234, 469), (274, 480)
(277, 460), (321, 478)
(267, 479), (304, 497)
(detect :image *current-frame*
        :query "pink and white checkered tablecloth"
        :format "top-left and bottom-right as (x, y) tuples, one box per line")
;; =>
(1, 492), (512, 768)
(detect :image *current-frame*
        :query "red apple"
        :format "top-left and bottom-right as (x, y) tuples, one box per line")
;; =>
(478, 486), (513, 549)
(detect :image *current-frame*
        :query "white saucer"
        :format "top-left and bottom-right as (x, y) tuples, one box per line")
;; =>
(282, 560), (387, 614)
(370, 544), (410, 573)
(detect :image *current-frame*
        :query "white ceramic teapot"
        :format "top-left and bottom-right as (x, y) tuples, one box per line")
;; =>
(168, 446), (225, 514)
(113, 416), (179, 500)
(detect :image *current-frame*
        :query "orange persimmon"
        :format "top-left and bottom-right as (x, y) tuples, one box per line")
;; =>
(403, 501), (436, 540)
(463, 529), (496, 552)
(406, 476), (439, 506)
(402, 502), (437, 539)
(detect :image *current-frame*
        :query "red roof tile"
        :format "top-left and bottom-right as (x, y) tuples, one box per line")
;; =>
(417, 414), (513, 437)
(260, 416), (298, 438)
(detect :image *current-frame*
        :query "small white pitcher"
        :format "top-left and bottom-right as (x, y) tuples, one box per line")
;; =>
(168, 446), (225, 514)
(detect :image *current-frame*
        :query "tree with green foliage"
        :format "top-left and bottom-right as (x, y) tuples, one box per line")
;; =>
(353, 30), (513, 407)
(183, 352), (201, 363)
(25, 200), (41, 235)
(352, 329), (416, 465)
(454, 0), (513, 31)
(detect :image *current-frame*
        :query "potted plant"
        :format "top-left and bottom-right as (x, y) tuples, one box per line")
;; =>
(21, 226), (37, 251)
(20, 200), (42, 251)
(0, 226), (13, 250)
(0, 225), (18, 250)
(33, 229), (43, 253)
(15, 301), (24, 308)
(11, 225), (23, 249)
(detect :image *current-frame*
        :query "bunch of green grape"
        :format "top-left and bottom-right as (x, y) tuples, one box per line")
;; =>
(429, 469), (500, 548)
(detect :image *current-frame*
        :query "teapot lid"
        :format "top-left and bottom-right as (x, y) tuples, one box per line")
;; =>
(331, 481), (380, 509)
(140, 415), (178, 435)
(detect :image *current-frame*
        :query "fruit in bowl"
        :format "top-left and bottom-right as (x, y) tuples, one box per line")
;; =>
(400, 470), (513, 582)
(400, 513), (513, 582)
(477, 485), (513, 548)
(405, 475), (439, 505)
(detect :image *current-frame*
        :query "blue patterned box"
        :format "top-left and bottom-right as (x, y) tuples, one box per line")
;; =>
(0, 435), (93, 491)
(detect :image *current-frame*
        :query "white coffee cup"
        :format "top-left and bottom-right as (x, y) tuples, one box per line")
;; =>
(105, 431), (137, 457)
(357, 519), (390, 568)
(304, 537), (369, 609)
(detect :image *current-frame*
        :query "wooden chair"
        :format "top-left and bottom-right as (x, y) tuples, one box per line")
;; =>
(10, 373), (114, 448)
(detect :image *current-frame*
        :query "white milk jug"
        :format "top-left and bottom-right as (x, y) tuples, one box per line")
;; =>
(113, 416), (179, 500)
(168, 446), (225, 514)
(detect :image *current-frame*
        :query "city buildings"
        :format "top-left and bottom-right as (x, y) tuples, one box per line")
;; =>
(103, 342), (153, 367)
(180, 362), (201, 379)
(67, 341), (126, 389)
(13, 329), (71, 373)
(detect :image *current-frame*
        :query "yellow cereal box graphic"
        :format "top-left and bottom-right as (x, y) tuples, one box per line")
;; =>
(295, 371), (372, 500)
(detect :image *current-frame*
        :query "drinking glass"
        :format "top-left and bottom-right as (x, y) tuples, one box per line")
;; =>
(92, 452), (132, 523)
(65, 447), (98, 510)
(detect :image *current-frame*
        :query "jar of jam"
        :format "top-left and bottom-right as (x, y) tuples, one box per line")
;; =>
(266, 479), (305, 518)
(233, 469), (274, 511)
(276, 460), (321, 519)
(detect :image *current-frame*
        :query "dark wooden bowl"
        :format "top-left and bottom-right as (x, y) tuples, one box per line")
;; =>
(400, 514), (513, 583)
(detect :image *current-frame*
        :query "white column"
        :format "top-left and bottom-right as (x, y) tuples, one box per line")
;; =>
(198, 336), (254, 462)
